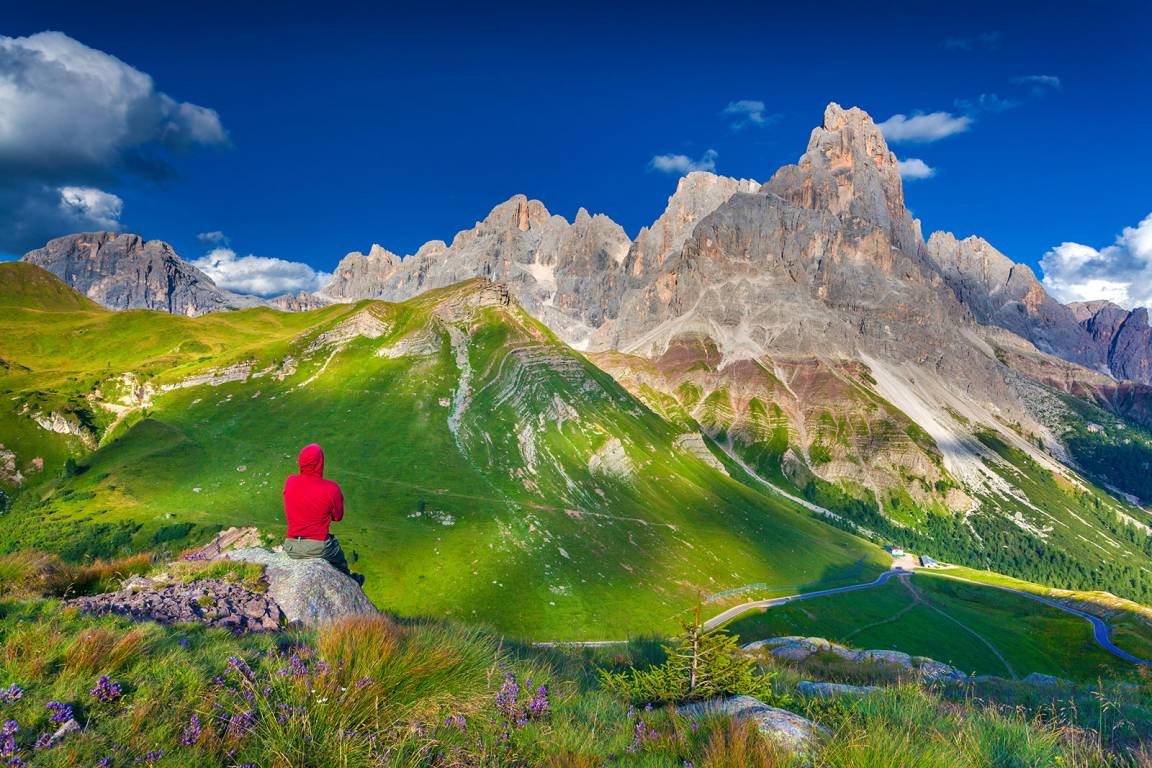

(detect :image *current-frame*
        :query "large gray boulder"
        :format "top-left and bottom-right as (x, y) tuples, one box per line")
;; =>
(226, 547), (377, 627)
(796, 681), (878, 699)
(679, 695), (826, 756)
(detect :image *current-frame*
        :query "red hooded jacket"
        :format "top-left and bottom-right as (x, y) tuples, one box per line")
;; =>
(284, 444), (344, 540)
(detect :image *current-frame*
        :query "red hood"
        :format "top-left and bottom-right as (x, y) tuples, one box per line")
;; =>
(298, 444), (325, 477)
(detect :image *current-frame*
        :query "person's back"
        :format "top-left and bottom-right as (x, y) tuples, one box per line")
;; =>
(283, 443), (357, 581)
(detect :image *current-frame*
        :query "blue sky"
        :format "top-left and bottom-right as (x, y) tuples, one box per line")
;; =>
(2, 1), (1149, 303)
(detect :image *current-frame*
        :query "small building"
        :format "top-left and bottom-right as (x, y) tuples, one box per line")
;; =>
(920, 555), (941, 568)
(886, 546), (905, 557)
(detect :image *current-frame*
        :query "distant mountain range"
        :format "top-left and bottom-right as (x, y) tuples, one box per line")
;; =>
(6, 104), (1152, 625)
(21, 105), (1152, 391)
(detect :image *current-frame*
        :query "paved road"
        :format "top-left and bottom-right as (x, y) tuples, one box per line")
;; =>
(922, 572), (1152, 668)
(702, 567), (1152, 668)
(702, 570), (906, 630)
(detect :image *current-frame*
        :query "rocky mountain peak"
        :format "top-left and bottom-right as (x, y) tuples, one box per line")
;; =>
(320, 244), (403, 302)
(766, 103), (917, 256)
(626, 171), (760, 279)
(21, 231), (259, 316)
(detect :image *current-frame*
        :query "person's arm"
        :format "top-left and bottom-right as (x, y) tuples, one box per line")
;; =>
(331, 485), (345, 522)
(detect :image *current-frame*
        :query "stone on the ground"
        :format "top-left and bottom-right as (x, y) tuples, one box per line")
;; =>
(744, 636), (803, 652)
(913, 657), (966, 681)
(49, 719), (81, 745)
(748, 636), (969, 681)
(679, 695), (826, 755)
(796, 680), (879, 698)
(1022, 672), (1070, 687)
(856, 649), (912, 666)
(226, 547), (377, 627)
(67, 579), (282, 632)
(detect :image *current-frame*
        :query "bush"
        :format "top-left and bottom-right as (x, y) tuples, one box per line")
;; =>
(600, 627), (782, 706)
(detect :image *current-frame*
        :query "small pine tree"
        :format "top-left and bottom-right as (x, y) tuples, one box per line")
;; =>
(599, 624), (780, 705)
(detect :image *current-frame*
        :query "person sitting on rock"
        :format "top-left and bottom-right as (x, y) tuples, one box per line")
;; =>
(282, 443), (361, 583)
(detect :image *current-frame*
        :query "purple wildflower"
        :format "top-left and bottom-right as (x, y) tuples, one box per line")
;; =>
(46, 702), (73, 724)
(226, 656), (253, 681)
(355, 677), (372, 689)
(225, 710), (253, 740)
(526, 684), (550, 719)
(136, 749), (162, 766)
(90, 675), (123, 703)
(180, 714), (201, 746)
(0, 686), (21, 706)
(33, 734), (51, 751)
(1, 720), (18, 758)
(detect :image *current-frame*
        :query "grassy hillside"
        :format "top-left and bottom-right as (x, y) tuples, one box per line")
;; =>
(0, 268), (886, 639)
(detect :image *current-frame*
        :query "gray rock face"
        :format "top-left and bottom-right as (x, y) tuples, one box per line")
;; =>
(1070, 303), (1152, 383)
(320, 244), (404, 302)
(678, 695), (826, 755)
(623, 171), (760, 284)
(269, 291), (332, 312)
(22, 232), (261, 316)
(226, 547), (377, 627)
(924, 232), (1104, 369)
(323, 198), (632, 348)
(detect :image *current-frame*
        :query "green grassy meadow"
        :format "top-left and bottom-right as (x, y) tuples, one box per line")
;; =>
(0, 267), (887, 639)
(723, 573), (1143, 681)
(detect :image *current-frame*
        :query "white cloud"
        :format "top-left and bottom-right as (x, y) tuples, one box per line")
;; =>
(721, 100), (780, 130)
(197, 230), (229, 245)
(648, 149), (718, 175)
(1040, 213), (1152, 308)
(57, 186), (123, 230)
(878, 111), (973, 143)
(1012, 74), (1062, 93)
(0, 31), (227, 254)
(896, 158), (936, 180)
(190, 246), (331, 297)
(955, 93), (1019, 115)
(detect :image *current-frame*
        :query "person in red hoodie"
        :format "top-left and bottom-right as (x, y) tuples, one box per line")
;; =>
(282, 443), (356, 580)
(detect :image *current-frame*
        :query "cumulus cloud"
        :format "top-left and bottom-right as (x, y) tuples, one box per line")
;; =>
(648, 149), (718, 175)
(1040, 213), (1152, 308)
(57, 186), (124, 230)
(896, 158), (936, 180)
(878, 111), (973, 143)
(944, 31), (1002, 51)
(190, 246), (331, 297)
(721, 100), (780, 131)
(0, 31), (227, 254)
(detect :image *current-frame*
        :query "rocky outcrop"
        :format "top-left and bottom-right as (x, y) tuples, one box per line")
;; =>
(225, 547), (377, 627)
(796, 680), (879, 698)
(270, 291), (332, 312)
(746, 636), (968, 681)
(678, 695), (825, 755)
(67, 578), (283, 633)
(22, 232), (261, 316)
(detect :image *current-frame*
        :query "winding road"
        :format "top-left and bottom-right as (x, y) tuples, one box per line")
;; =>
(702, 567), (1152, 668)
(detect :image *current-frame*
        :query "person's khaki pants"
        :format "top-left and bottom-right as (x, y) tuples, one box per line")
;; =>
(283, 534), (351, 576)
